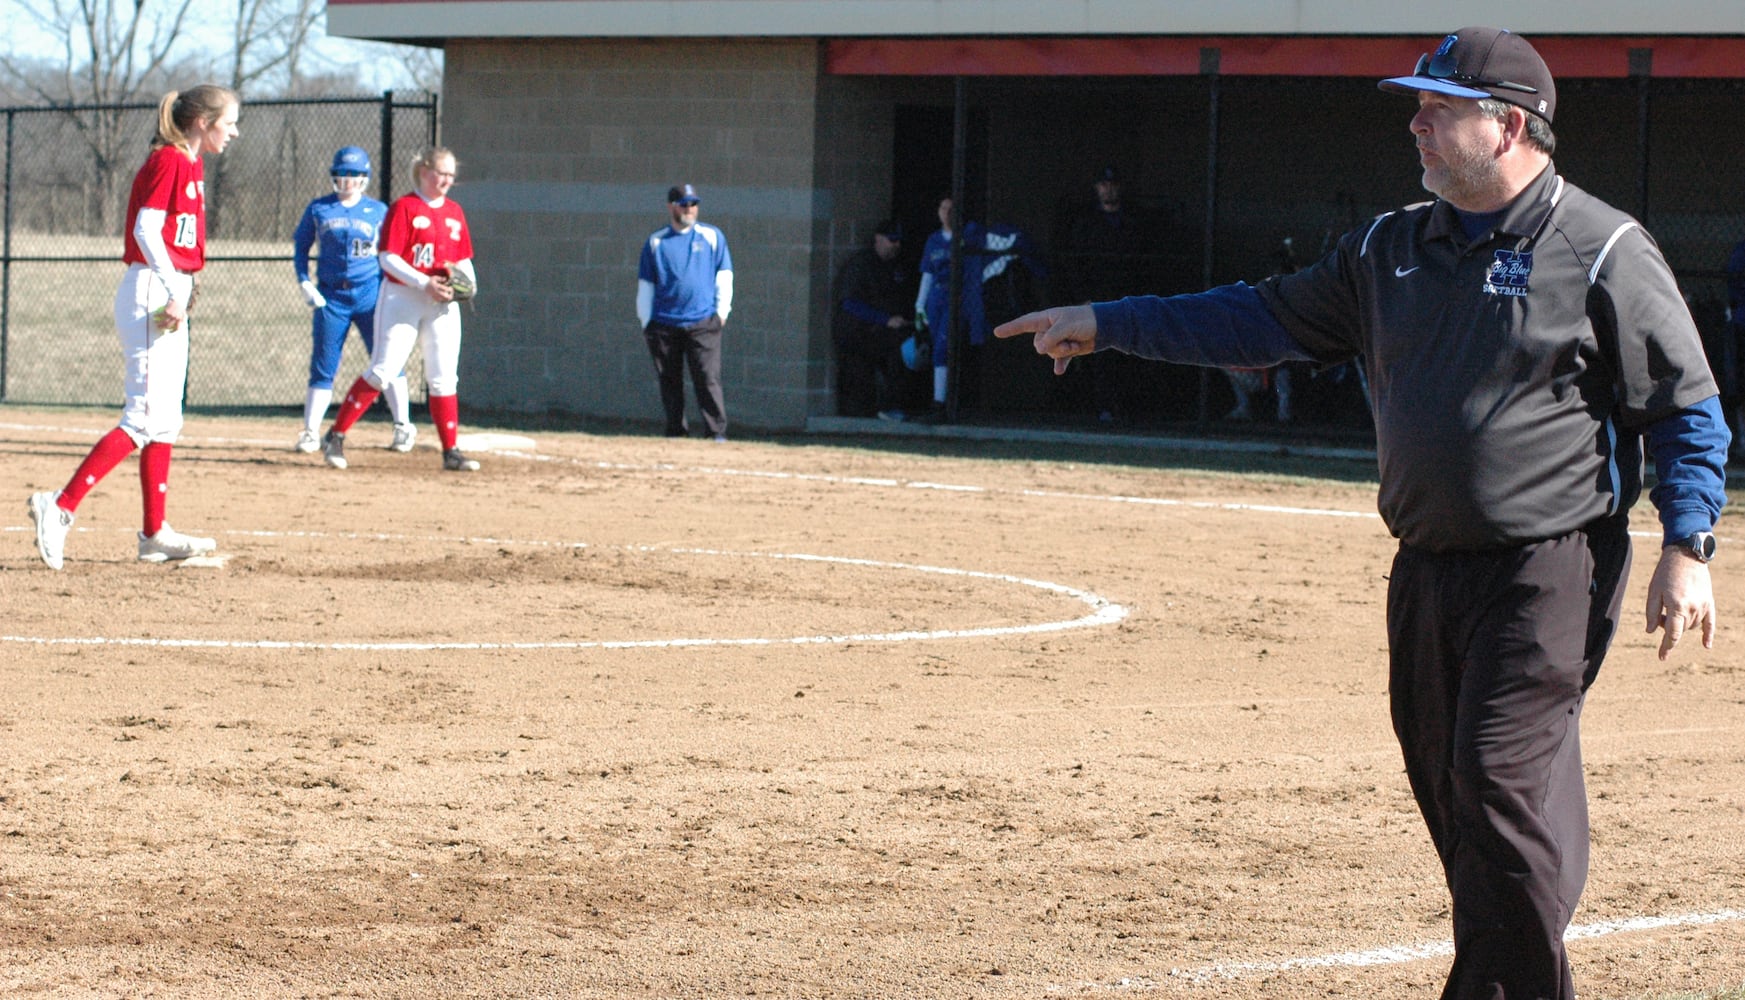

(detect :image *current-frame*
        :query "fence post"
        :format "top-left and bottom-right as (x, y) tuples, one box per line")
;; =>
(1630, 48), (1653, 225)
(380, 90), (395, 200)
(943, 75), (966, 424)
(2, 109), (13, 402)
(1197, 47), (1222, 425)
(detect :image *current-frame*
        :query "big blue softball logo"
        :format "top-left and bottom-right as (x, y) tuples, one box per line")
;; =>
(1485, 249), (1532, 297)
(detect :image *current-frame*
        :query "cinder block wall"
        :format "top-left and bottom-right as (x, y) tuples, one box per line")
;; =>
(440, 38), (842, 431)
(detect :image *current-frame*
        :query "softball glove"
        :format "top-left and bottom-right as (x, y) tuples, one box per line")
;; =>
(444, 264), (476, 301)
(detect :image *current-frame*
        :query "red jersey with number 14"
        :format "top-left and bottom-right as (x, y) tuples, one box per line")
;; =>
(121, 144), (206, 272)
(381, 192), (472, 285)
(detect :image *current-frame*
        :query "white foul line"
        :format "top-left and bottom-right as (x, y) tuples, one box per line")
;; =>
(1061, 907), (1745, 990)
(2, 422), (1708, 536)
(7, 421), (1391, 523)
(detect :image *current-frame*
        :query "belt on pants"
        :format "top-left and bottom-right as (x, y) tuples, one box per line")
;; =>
(320, 279), (358, 290)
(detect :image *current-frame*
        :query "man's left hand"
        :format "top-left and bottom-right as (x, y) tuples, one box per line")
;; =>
(1645, 546), (1717, 660)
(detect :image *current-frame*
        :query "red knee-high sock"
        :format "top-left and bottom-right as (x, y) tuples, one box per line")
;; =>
(59, 427), (138, 512)
(139, 442), (171, 537)
(428, 394), (460, 451)
(330, 377), (382, 435)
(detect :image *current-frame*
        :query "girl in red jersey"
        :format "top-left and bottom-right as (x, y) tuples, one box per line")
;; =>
(27, 85), (240, 570)
(320, 146), (481, 472)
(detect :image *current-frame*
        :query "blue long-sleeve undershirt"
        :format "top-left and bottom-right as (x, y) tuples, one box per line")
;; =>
(1648, 395), (1730, 544)
(1091, 282), (1728, 543)
(1092, 282), (1312, 369)
(841, 297), (892, 327)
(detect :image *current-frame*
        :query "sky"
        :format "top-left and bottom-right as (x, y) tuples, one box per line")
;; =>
(2, 0), (440, 94)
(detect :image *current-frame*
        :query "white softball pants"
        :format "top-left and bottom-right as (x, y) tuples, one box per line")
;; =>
(366, 280), (462, 397)
(114, 263), (193, 445)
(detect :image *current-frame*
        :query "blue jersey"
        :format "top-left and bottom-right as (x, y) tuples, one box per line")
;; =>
(293, 194), (387, 289)
(639, 222), (732, 326)
(919, 224), (993, 362)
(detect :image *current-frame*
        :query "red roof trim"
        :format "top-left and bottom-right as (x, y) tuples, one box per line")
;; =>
(826, 37), (1745, 79)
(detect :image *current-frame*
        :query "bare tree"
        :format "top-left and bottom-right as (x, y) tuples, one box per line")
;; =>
(226, 0), (321, 95)
(0, 0), (197, 234)
(205, 0), (324, 232)
(1, 0), (436, 240)
(289, 28), (443, 98)
(397, 44), (443, 95)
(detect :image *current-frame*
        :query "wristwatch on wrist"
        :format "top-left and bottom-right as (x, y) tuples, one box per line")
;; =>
(1669, 531), (1718, 563)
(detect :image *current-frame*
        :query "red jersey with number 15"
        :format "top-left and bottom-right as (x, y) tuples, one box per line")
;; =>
(380, 192), (473, 285)
(121, 144), (206, 272)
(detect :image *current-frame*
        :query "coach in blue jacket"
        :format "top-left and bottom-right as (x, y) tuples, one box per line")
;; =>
(637, 183), (734, 441)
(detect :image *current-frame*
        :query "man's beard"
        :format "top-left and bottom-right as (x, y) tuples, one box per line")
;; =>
(1424, 139), (1504, 208)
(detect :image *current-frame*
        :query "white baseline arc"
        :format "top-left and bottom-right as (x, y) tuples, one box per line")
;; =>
(0, 533), (1126, 652)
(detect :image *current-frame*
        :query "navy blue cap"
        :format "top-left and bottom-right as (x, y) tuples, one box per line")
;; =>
(1379, 27), (1556, 123)
(667, 183), (700, 205)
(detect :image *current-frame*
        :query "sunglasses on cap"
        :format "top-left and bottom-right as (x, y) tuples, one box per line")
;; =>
(1413, 49), (1540, 95)
(331, 169), (368, 177)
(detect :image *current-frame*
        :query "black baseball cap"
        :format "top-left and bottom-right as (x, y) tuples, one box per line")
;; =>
(1379, 27), (1556, 123)
(667, 183), (700, 205)
(875, 219), (903, 240)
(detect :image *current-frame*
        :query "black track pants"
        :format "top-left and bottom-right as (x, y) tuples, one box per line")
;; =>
(644, 317), (726, 438)
(1387, 516), (1631, 1000)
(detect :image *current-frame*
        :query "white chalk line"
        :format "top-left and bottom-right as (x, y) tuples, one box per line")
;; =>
(0, 422), (1719, 539)
(1059, 907), (1745, 991)
(8, 421), (1736, 980)
(0, 531), (1126, 652)
(5, 421), (1390, 522)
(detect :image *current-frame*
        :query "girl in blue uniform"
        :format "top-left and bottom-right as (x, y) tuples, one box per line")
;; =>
(291, 147), (413, 453)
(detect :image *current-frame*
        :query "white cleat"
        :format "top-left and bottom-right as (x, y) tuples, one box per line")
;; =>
(389, 422), (418, 453)
(27, 491), (74, 570)
(294, 428), (320, 453)
(137, 523), (217, 563)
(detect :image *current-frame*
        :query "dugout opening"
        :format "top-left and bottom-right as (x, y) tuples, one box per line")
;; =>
(825, 61), (1745, 432)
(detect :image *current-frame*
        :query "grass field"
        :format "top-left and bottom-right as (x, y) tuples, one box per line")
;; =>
(2, 234), (424, 408)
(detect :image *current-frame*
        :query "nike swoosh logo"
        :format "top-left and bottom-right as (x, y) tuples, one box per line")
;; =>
(1395, 265), (1421, 277)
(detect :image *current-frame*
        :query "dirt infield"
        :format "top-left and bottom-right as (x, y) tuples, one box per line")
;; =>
(2, 406), (1742, 999)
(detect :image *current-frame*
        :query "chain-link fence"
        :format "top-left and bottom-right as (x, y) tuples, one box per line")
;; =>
(0, 92), (438, 408)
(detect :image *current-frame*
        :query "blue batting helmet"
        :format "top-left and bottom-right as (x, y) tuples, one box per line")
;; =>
(330, 146), (372, 175)
(901, 334), (925, 372)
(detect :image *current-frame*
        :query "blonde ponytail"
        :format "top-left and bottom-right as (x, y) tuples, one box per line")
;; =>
(152, 84), (239, 151)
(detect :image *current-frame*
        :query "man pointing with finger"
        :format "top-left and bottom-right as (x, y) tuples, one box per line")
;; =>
(997, 27), (1727, 999)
